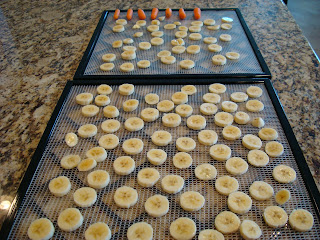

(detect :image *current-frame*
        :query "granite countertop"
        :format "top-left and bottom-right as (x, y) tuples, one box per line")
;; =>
(0, 0), (319, 230)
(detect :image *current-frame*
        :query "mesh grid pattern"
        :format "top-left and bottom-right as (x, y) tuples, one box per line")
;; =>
(7, 83), (319, 239)
(84, 10), (264, 76)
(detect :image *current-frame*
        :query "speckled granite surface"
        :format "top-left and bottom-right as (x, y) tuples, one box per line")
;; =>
(0, 0), (319, 230)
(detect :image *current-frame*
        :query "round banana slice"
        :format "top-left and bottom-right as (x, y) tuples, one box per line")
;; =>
(77, 158), (97, 172)
(113, 156), (135, 175)
(113, 25), (125, 32)
(151, 19), (160, 25)
(171, 38), (185, 46)
(263, 206), (288, 228)
(161, 56), (176, 64)
(145, 194), (169, 217)
(259, 128), (278, 140)
(116, 19), (127, 25)
(204, 19), (216, 26)
(175, 104), (193, 117)
(252, 117), (265, 128)
(125, 117), (144, 131)
(65, 132), (78, 147)
(172, 46), (186, 54)
(151, 37), (164, 46)
(215, 176), (239, 195)
(247, 86), (263, 98)
(226, 157), (248, 175)
(249, 181), (274, 200)
(173, 152), (193, 169)
(95, 95), (110, 106)
(119, 83), (134, 95)
(242, 134), (262, 150)
(221, 23), (232, 30)
(97, 84), (112, 95)
(147, 25), (159, 32)
(191, 21), (203, 26)
(123, 46), (137, 52)
(195, 163), (217, 180)
(123, 38), (134, 44)
(172, 91), (188, 104)
(162, 113), (182, 127)
(87, 170), (110, 189)
(265, 141), (284, 157)
(289, 209), (314, 232)
(122, 138), (144, 155)
(222, 17), (233, 23)
(28, 218), (55, 240)
(81, 105), (99, 117)
(164, 23), (176, 30)
(49, 176), (71, 197)
(246, 100), (264, 112)
(187, 115), (206, 130)
(275, 189), (291, 205)
(209, 83), (226, 94)
(151, 30), (164, 37)
(170, 217), (196, 240)
(141, 107), (159, 122)
(230, 92), (248, 103)
(212, 55), (227, 65)
(145, 93), (160, 105)
(189, 25), (201, 32)
(181, 85), (197, 95)
(157, 100), (175, 112)
(127, 222), (153, 240)
(99, 134), (119, 150)
(58, 208), (83, 232)
(228, 191), (252, 214)
(157, 50), (171, 58)
(214, 112), (234, 127)
(102, 53), (116, 62)
(133, 31), (143, 37)
(240, 220), (262, 240)
(222, 125), (241, 140)
(203, 93), (220, 103)
(221, 101), (238, 112)
(139, 41), (151, 50)
(112, 40), (123, 48)
(247, 149), (269, 167)
(123, 99), (139, 112)
(180, 59), (195, 69)
(85, 222), (111, 240)
(76, 93), (93, 105)
(210, 144), (232, 161)
(215, 211), (240, 234)
(188, 33), (202, 41)
(198, 230), (224, 240)
(273, 164), (296, 183)
(132, 24), (140, 29)
(78, 124), (97, 138)
(175, 31), (188, 38)
(121, 50), (136, 60)
(101, 119), (121, 133)
(137, 167), (160, 187)
(208, 44), (222, 52)
(86, 147), (108, 162)
(114, 186), (138, 208)
(151, 130), (172, 146)
(176, 137), (196, 152)
(147, 149), (167, 165)
(198, 130), (218, 145)
(234, 111), (250, 124)
(203, 37), (217, 44)
(161, 175), (185, 194)
(180, 191), (205, 212)
(136, 20), (146, 26)
(120, 62), (135, 72)
(103, 105), (120, 118)
(73, 187), (97, 207)
(208, 24), (221, 30)
(226, 52), (240, 60)
(179, 26), (188, 31)
(187, 45), (200, 54)
(219, 34), (232, 41)
(174, 21), (182, 26)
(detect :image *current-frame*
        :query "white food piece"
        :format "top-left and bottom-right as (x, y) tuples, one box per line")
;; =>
(263, 206), (288, 228)
(222, 125), (241, 140)
(195, 163), (217, 181)
(137, 167), (160, 187)
(123, 99), (139, 112)
(275, 189), (291, 205)
(246, 100), (264, 112)
(86, 147), (107, 162)
(251, 117), (265, 128)
(175, 104), (193, 117)
(120, 62), (134, 72)
(170, 217), (196, 240)
(113, 156), (135, 175)
(81, 105), (99, 117)
(151, 130), (172, 146)
(180, 191), (205, 211)
(173, 152), (193, 169)
(87, 170), (110, 189)
(234, 111), (250, 124)
(28, 218), (55, 240)
(221, 101), (238, 112)
(200, 103), (218, 115)
(242, 134), (262, 150)
(176, 137), (196, 152)
(76, 92), (93, 105)
(58, 208), (83, 232)
(273, 164), (296, 183)
(114, 186), (138, 208)
(95, 95), (110, 106)
(228, 191), (252, 214)
(65, 132), (78, 147)
(60, 154), (81, 169)
(99, 134), (119, 149)
(209, 83), (226, 93)
(210, 144), (231, 161)
(289, 209), (314, 232)
(157, 100), (175, 112)
(247, 86), (263, 98)
(49, 176), (71, 197)
(85, 222), (111, 240)
(77, 158), (97, 172)
(240, 220), (262, 240)
(119, 83), (134, 95)
(198, 130), (218, 145)
(122, 138), (144, 155)
(186, 115), (206, 130)
(247, 149), (270, 167)
(249, 181), (274, 201)
(214, 112), (233, 127)
(145, 93), (160, 105)
(265, 141), (284, 157)
(101, 119), (121, 133)
(73, 187), (97, 207)
(212, 55), (227, 65)
(103, 105), (119, 118)
(140, 107), (159, 122)
(161, 175), (184, 194)
(102, 53), (116, 62)
(145, 195), (169, 217)
(225, 157), (248, 175)
(97, 84), (112, 95)
(147, 149), (167, 165)
(215, 211), (240, 234)
(215, 176), (239, 195)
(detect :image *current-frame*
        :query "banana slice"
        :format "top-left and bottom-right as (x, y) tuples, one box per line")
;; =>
(49, 176), (71, 197)
(162, 113), (182, 127)
(27, 218), (54, 240)
(81, 105), (99, 117)
(181, 85), (197, 95)
(222, 17), (233, 23)
(215, 176), (239, 195)
(222, 125), (241, 140)
(123, 99), (139, 112)
(289, 209), (314, 232)
(263, 206), (288, 228)
(114, 186), (138, 208)
(180, 59), (195, 69)
(161, 56), (176, 64)
(226, 52), (240, 60)
(141, 107), (159, 122)
(145, 195), (169, 217)
(215, 211), (240, 234)
(225, 157), (248, 175)
(139, 41), (152, 50)
(164, 23), (176, 30)
(247, 149), (269, 167)
(161, 175), (184, 194)
(136, 20), (146, 26)
(221, 101), (238, 112)
(173, 152), (193, 169)
(123, 46), (137, 52)
(116, 19), (127, 25)
(219, 34), (232, 42)
(189, 25), (201, 33)
(194, 164), (217, 180)
(275, 189), (291, 205)
(228, 191), (252, 214)
(265, 141), (284, 157)
(112, 40), (123, 48)
(99, 134), (119, 149)
(58, 208), (83, 232)
(175, 31), (188, 38)
(170, 217), (196, 240)
(145, 93), (160, 105)
(175, 104), (193, 117)
(123, 38), (134, 44)
(101, 119), (120, 133)
(151, 130), (172, 146)
(259, 128), (278, 141)
(180, 191), (205, 211)
(151, 19), (160, 25)
(230, 92), (248, 103)
(249, 181), (274, 200)
(77, 158), (97, 171)
(157, 50), (171, 58)
(198, 130), (218, 145)
(113, 156), (135, 175)
(76, 93), (93, 105)
(97, 84), (112, 95)
(121, 50), (136, 60)
(127, 222), (153, 240)
(240, 220), (262, 240)
(151, 37), (164, 46)
(120, 62), (134, 72)
(137, 60), (151, 68)
(157, 100), (175, 112)
(113, 25), (125, 32)
(73, 187), (97, 207)
(252, 117), (265, 128)
(122, 138), (144, 155)
(95, 95), (110, 106)
(212, 55), (227, 65)
(198, 229), (224, 240)
(132, 24), (140, 29)
(85, 222), (111, 240)
(208, 44), (222, 53)
(247, 86), (263, 98)
(242, 134), (262, 150)
(172, 46), (186, 54)
(147, 25), (159, 32)
(246, 100), (264, 112)
(210, 144), (231, 161)
(65, 132), (78, 147)
(191, 20), (203, 26)
(176, 137), (196, 152)
(203, 37), (217, 44)
(214, 112), (234, 127)
(187, 115), (206, 130)
(103, 105), (120, 118)
(119, 83), (134, 95)
(175, 21), (182, 26)
(100, 63), (114, 72)
(171, 92), (188, 104)
(200, 103), (218, 115)
(234, 111), (250, 124)
(87, 170), (110, 189)
(133, 31), (143, 37)
(203, 92), (221, 103)
(209, 83), (226, 94)
(86, 147), (108, 162)
(151, 31), (164, 37)
(273, 164), (296, 183)
(102, 53), (116, 62)
(147, 149), (167, 165)
(221, 23), (232, 30)
(61, 154), (81, 169)
(207, 25), (220, 30)
(187, 45), (201, 54)
(137, 167), (160, 187)
(171, 38), (185, 46)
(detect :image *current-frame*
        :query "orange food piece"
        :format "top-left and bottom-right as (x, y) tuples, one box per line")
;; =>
(114, 9), (120, 20)
(165, 8), (172, 18)
(138, 8), (146, 20)
(194, 8), (201, 20)
(127, 9), (133, 20)
(151, 8), (159, 20)
(179, 8), (186, 20)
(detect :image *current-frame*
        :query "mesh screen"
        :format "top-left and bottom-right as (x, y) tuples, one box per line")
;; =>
(7, 83), (319, 239)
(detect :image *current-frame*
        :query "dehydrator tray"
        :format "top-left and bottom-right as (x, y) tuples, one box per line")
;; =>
(74, 9), (271, 81)
(1, 78), (319, 239)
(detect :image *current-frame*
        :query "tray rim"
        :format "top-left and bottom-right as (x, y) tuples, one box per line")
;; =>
(73, 8), (271, 81)
(1, 78), (319, 239)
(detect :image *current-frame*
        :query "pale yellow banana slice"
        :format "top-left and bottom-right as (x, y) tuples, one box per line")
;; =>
(162, 113), (182, 127)
(121, 50), (136, 60)
(222, 17), (233, 23)
(226, 52), (240, 60)
(230, 92), (248, 103)
(207, 25), (220, 30)
(214, 112), (234, 127)
(141, 107), (159, 122)
(147, 149), (167, 165)
(132, 24), (140, 29)
(97, 84), (112, 95)
(157, 100), (175, 112)
(127, 222), (153, 240)
(181, 85), (197, 95)
(151, 30), (164, 37)
(87, 170), (110, 189)
(225, 157), (248, 175)
(265, 141), (284, 157)
(187, 45), (200, 54)
(263, 206), (288, 228)
(204, 19), (216, 26)
(65, 132), (78, 147)
(95, 95), (110, 106)
(136, 20), (146, 26)
(27, 218), (54, 240)
(180, 191), (205, 211)
(210, 144), (231, 161)
(242, 134), (262, 150)
(222, 125), (241, 140)
(137, 167), (160, 187)
(194, 163), (217, 180)
(198, 229), (224, 240)
(61, 154), (81, 169)
(174, 21), (182, 26)
(102, 53), (116, 62)
(240, 220), (262, 240)
(113, 156), (135, 175)
(164, 23), (176, 30)
(151, 130), (172, 146)
(99, 63), (113, 71)
(116, 19), (127, 25)
(147, 25), (159, 32)
(180, 59), (195, 69)
(81, 105), (99, 117)
(113, 25), (125, 32)
(247, 86), (263, 98)
(137, 60), (151, 68)
(172, 91), (188, 104)
(170, 217), (196, 240)
(246, 100), (264, 112)
(49, 176), (71, 197)
(212, 55), (227, 65)
(186, 115), (206, 130)
(161, 175), (184, 194)
(259, 128), (278, 140)
(112, 40), (123, 48)
(123, 46), (137, 51)
(252, 117), (265, 128)
(221, 23), (232, 30)
(85, 222), (111, 240)
(221, 101), (238, 112)
(76, 92), (93, 105)
(234, 111), (250, 124)
(228, 191), (252, 214)
(171, 38), (185, 46)
(200, 103), (218, 115)
(249, 181), (274, 200)
(176, 137), (196, 152)
(191, 21), (203, 26)
(219, 34), (232, 41)
(189, 25), (201, 33)
(99, 134), (119, 149)
(77, 158), (97, 172)
(203, 37), (217, 44)
(123, 38), (134, 44)
(139, 41), (152, 50)
(151, 19), (160, 25)
(119, 83), (134, 95)
(123, 99), (139, 112)
(247, 149), (269, 167)
(114, 186), (138, 208)
(145, 194), (169, 217)
(289, 209), (314, 232)
(157, 50), (171, 58)
(172, 46), (186, 54)
(151, 37), (164, 46)
(145, 93), (160, 105)
(161, 56), (176, 64)
(178, 25), (188, 31)
(215, 176), (239, 195)
(122, 138), (144, 155)
(73, 187), (97, 207)
(203, 92), (221, 103)
(101, 119), (121, 133)
(273, 164), (296, 183)
(120, 62), (134, 72)
(275, 189), (291, 205)
(215, 211), (240, 234)
(208, 44), (222, 52)
(175, 104), (193, 117)
(159, 16), (165, 21)
(175, 31), (188, 38)
(86, 147), (107, 162)
(209, 83), (226, 94)
(173, 152), (193, 169)
(133, 31), (143, 37)
(198, 130), (218, 145)
(57, 208), (83, 232)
